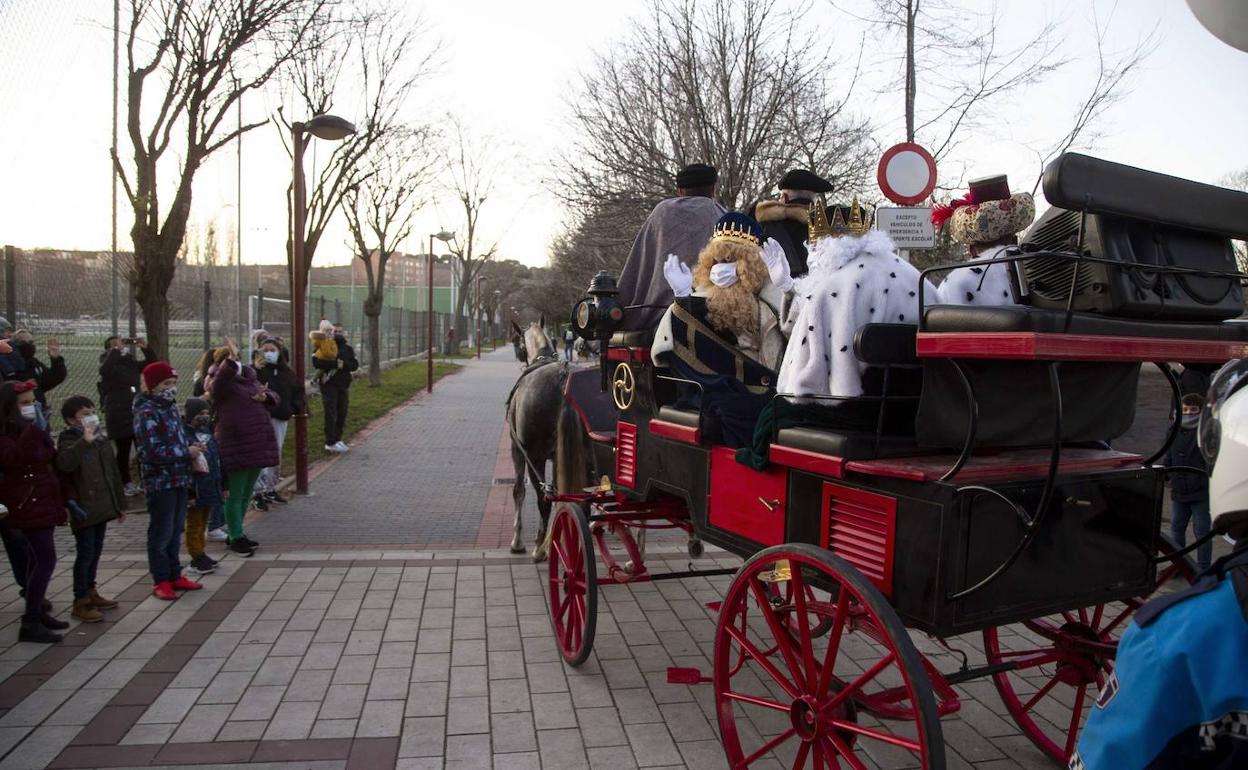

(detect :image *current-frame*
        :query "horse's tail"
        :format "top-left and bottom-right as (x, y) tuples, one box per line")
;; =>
(554, 394), (588, 495)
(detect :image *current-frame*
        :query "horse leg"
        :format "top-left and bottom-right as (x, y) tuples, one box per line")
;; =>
(509, 447), (527, 554)
(530, 463), (553, 563)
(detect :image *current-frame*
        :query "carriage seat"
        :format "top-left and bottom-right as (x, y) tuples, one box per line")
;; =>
(924, 304), (1248, 340)
(774, 427), (921, 460)
(657, 406), (700, 428)
(610, 330), (655, 348)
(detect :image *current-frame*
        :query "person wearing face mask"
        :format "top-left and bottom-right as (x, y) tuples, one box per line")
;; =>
(206, 339), (277, 555)
(98, 336), (152, 497)
(134, 361), (203, 600)
(253, 339), (305, 508)
(0, 380), (68, 642)
(1165, 393), (1213, 572)
(313, 325), (358, 454)
(5, 330), (66, 412)
(55, 396), (125, 623)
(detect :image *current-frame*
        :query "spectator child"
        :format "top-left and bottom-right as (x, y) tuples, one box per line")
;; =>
(0, 380), (67, 642)
(7, 330), (67, 411)
(55, 396), (125, 623)
(309, 319), (338, 383)
(253, 338), (304, 509)
(134, 361), (203, 600)
(1166, 392), (1213, 571)
(182, 398), (223, 576)
(314, 324), (358, 454)
(191, 349), (214, 399)
(206, 340), (277, 556)
(98, 336), (152, 496)
(563, 327), (575, 361)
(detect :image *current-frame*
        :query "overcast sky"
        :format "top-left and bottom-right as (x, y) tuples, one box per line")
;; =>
(0, 0), (1244, 270)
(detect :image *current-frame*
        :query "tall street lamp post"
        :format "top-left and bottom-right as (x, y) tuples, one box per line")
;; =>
(427, 231), (455, 392)
(291, 114), (355, 494)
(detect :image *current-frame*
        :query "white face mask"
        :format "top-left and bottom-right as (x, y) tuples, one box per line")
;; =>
(709, 262), (739, 288)
(81, 414), (100, 430)
(262, 350), (279, 365)
(19, 404), (37, 421)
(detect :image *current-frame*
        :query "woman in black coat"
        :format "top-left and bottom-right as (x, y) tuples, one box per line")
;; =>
(97, 336), (151, 496)
(253, 338), (305, 506)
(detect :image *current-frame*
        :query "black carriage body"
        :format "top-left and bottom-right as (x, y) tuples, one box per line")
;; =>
(783, 466), (1161, 637)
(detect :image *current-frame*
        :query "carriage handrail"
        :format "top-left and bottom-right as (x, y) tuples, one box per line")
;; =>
(1146, 362), (1183, 467)
(915, 249), (1248, 332)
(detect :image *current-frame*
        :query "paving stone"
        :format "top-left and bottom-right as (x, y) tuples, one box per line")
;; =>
(0, 725), (77, 770)
(121, 721), (178, 744)
(491, 711), (537, 754)
(229, 685), (287, 722)
(216, 718), (268, 741)
(449, 665), (488, 698)
(168, 703), (234, 743)
(587, 744), (642, 770)
(612, 688), (663, 725)
(252, 655), (302, 687)
(136, 687), (202, 725)
(311, 717), (358, 739)
(44, 687), (118, 726)
(447, 695), (489, 735)
(578, 706), (629, 748)
(198, 670), (255, 705)
(368, 667), (413, 701)
(399, 716), (446, 758)
(319, 683), (367, 720)
(358, 699), (406, 738)
(377, 641), (417, 669)
(301, 642), (346, 670)
(284, 669), (333, 702)
(410, 652), (450, 682)
(405, 680), (449, 717)
(538, 726), (589, 770)
(493, 750), (541, 770)
(625, 723), (683, 767)
(490, 678), (532, 715)
(263, 699), (320, 740)
(531, 692), (577, 730)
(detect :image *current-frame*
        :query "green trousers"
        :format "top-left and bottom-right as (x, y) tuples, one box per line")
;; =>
(225, 468), (262, 540)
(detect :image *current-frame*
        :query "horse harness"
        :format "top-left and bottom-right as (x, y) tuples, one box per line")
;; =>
(505, 355), (569, 492)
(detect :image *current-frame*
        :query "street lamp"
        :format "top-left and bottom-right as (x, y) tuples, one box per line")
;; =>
(475, 275), (486, 359)
(427, 231), (455, 392)
(291, 113), (356, 495)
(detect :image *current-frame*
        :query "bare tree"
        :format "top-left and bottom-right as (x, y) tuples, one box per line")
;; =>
(277, 2), (438, 296)
(1030, 4), (1158, 194)
(838, 0), (1066, 161)
(342, 128), (439, 385)
(116, 0), (328, 357)
(443, 120), (507, 352)
(558, 0), (874, 215)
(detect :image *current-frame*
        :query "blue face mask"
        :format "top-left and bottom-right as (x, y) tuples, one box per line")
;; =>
(262, 351), (280, 365)
(1181, 413), (1199, 429)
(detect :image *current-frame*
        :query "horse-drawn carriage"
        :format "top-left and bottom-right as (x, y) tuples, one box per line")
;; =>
(533, 155), (1248, 768)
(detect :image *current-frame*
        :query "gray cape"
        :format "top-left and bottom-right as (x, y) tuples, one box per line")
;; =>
(617, 196), (725, 330)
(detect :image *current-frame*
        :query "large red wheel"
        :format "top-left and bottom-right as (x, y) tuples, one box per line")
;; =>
(982, 537), (1197, 764)
(547, 502), (597, 667)
(714, 544), (945, 769)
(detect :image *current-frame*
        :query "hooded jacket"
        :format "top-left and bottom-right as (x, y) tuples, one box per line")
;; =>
(0, 420), (66, 529)
(206, 358), (279, 472)
(55, 426), (125, 529)
(257, 360), (306, 421)
(182, 400), (225, 506)
(7, 345), (67, 409)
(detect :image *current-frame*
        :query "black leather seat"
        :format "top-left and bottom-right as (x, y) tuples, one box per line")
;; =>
(775, 427), (921, 460)
(657, 406), (700, 428)
(924, 304), (1248, 341)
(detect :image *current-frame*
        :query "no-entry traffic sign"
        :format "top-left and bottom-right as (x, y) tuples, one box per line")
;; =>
(877, 143), (937, 206)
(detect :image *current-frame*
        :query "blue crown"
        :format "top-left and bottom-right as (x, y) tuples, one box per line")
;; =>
(712, 212), (763, 247)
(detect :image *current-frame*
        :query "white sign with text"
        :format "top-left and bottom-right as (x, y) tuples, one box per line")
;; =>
(876, 207), (936, 249)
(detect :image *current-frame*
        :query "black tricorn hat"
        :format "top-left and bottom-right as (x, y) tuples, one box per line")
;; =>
(675, 163), (718, 189)
(778, 169), (833, 194)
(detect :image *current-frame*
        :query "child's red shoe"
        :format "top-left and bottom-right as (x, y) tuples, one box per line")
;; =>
(152, 582), (177, 601)
(171, 576), (203, 591)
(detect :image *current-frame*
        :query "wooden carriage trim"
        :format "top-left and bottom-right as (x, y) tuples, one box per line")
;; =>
(649, 419), (701, 445)
(768, 444), (847, 478)
(916, 331), (1248, 363)
(607, 347), (652, 363)
(845, 448), (1144, 484)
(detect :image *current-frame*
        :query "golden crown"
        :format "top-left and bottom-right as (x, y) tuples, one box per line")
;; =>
(712, 221), (762, 247)
(823, 194), (873, 237)
(808, 195), (833, 241)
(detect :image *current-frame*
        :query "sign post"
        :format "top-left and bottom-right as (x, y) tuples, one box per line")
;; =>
(876, 142), (938, 260)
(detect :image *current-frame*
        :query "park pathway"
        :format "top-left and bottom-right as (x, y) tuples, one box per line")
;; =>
(246, 348), (544, 550)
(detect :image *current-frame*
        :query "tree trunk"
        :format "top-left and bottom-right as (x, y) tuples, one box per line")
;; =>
(366, 309), (382, 386)
(132, 235), (178, 361)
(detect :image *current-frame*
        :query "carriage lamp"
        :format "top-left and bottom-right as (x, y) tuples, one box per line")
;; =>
(571, 271), (625, 391)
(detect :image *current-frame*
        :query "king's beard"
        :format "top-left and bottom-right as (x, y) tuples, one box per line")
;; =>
(704, 284), (759, 338)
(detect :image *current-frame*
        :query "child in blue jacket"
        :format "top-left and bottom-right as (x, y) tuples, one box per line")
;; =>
(183, 398), (223, 575)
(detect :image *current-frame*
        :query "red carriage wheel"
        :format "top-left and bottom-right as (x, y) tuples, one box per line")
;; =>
(714, 544), (945, 769)
(981, 536), (1198, 764)
(547, 502), (597, 666)
(766, 579), (834, 638)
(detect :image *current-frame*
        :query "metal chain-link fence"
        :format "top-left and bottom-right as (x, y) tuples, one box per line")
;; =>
(0, 246), (499, 429)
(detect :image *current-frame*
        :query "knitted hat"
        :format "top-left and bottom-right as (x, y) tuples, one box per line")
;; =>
(184, 397), (210, 422)
(142, 361), (177, 391)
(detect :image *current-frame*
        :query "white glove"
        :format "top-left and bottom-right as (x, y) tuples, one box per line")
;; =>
(761, 238), (793, 292)
(663, 254), (693, 298)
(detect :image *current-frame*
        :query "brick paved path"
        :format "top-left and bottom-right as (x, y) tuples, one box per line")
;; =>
(0, 353), (1215, 768)
(246, 349), (545, 550)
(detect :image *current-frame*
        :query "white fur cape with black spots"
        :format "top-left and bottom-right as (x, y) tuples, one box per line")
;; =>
(935, 244), (1019, 307)
(778, 229), (936, 398)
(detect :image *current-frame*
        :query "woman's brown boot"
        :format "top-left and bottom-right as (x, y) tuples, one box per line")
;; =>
(72, 597), (103, 623)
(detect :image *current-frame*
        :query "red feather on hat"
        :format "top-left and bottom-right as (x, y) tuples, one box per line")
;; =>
(930, 189), (980, 230)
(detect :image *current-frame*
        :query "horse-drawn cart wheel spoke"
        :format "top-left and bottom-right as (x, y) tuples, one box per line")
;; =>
(722, 691), (791, 712)
(1020, 676), (1061, 713)
(715, 545), (942, 769)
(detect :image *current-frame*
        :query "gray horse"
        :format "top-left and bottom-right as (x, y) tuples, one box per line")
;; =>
(505, 320), (589, 559)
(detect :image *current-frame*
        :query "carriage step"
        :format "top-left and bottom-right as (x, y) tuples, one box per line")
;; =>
(667, 667), (711, 685)
(705, 601), (722, 612)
